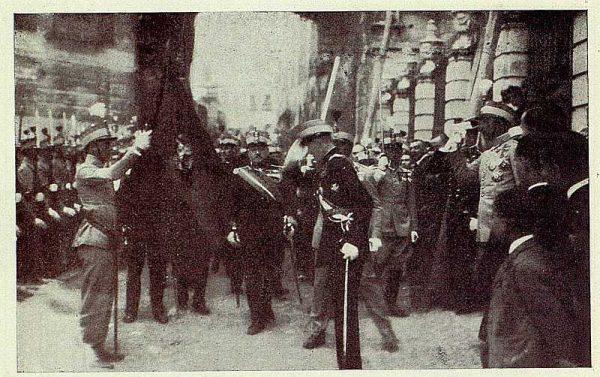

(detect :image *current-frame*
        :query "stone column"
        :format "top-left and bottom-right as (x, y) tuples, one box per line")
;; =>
(572, 11), (588, 132)
(492, 13), (529, 101)
(414, 76), (435, 141)
(414, 20), (444, 141)
(444, 11), (477, 130)
(392, 76), (411, 137)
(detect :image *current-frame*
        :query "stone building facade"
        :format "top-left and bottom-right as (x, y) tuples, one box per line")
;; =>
(14, 14), (136, 146)
(299, 11), (588, 143)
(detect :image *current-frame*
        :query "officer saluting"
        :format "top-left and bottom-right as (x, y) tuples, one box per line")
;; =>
(71, 123), (152, 369)
(450, 100), (520, 311)
(290, 119), (373, 369)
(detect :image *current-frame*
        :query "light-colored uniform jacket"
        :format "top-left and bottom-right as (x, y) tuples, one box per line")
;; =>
(455, 138), (521, 243)
(377, 166), (417, 237)
(71, 152), (137, 250)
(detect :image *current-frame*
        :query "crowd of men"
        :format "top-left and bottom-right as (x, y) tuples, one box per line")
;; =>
(16, 85), (590, 370)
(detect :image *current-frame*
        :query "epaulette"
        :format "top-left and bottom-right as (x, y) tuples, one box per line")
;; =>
(492, 126), (523, 149)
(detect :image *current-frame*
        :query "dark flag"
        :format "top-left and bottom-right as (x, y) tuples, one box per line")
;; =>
(118, 14), (232, 260)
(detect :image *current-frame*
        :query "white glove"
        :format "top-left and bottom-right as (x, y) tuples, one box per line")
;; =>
(469, 217), (478, 232)
(34, 218), (48, 229)
(301, 154), (315, 175)
(369, 237), (382, 252)
(17, 225), (21, 238)
(48, 208), (61, 221)
(411, 231), (419, 243)
(62, 207), (77, 217)
(73, 203), (82, 212)
(378, 155), (389, 170)
(132, 130), (153, 153)
(283, 215), (297, 239)
(341, 242), (359, 261)
(227, 231), (241, 247)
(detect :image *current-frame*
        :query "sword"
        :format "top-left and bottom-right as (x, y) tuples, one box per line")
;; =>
(112, 246), (120, 354)
(284, 217), (303, 306)
(343, 258), (349, 360)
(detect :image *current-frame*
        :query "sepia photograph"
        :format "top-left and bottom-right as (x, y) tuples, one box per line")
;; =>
(10, 4), (592, 373)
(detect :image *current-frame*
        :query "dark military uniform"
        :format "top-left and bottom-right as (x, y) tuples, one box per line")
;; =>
(440, 149), (480, 311)
(230, 160), (285, 329)
(218, 154), (248, 296)
(16, 192), (44, 283)
(313, 150), (373, 369)
(410, 151), (449, 286)
(118, 155), (169, 323)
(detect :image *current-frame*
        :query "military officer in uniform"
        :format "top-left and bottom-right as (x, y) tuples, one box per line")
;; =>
(377, 131), (418, 317)
(450, 101), (520, 310)
(164, 132), (212, 316)
(302, 129), (399, 353)
(408, 139), (439, 285)
(227, 130), (286, 335)
(336, 130), (398, 351)
(289, 119), (373, 369)
(248, 130), (288, 298)
(72, 123), (152, 368)
(214, 134), (247, 295)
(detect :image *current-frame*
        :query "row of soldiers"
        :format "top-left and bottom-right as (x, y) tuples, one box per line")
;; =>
(16, 137), (134, 287)
(16, 142), (84, 286)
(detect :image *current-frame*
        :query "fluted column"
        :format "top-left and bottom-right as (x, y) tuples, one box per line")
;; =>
(572, 11), (588, 132)
(492, 12), (529, 101)
(444, 11), (477, 129)
(414, 20), (445, 141)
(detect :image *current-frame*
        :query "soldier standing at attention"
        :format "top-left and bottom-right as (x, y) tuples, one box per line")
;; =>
(17, 140), (37, 194)
(289, 119), (373, 369)
(227, 130), (285, 335)
(215, 134), (247, 296)
(377, 133), (418, 317)
(72, 124), (152, 369)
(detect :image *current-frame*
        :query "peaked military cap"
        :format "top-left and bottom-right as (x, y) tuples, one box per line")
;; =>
(293, 119), (333, 141)
(80, 123), (116, 149)
(245, 129), (270, 146)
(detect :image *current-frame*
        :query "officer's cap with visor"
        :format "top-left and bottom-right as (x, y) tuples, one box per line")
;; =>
(294, 119), (333, 144)
(245, 129), (270, 147)
(219, 134), (241, 147)
(80, 123), (117, 150)
(466, 100), (516, 129)
(332, 131), (354, 144)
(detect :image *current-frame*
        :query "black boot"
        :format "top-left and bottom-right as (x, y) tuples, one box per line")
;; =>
(152, 305), (168, 324)
(247, 321), (266, 335)
(303, 331), (326, 349)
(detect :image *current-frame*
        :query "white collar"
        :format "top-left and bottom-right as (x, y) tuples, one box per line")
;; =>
(567, 178), (589, 199)
(528, 182), (548, 191)
(509, 234), (534, 254)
